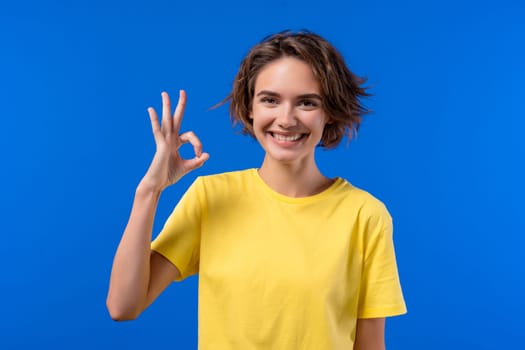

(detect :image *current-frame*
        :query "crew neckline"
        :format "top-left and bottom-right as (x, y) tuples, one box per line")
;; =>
(249, 168), (347, 204)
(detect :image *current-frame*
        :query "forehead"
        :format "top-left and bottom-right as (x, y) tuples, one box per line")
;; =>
(254, 57), (320, 94)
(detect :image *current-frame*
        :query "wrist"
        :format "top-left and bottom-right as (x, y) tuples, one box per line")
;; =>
(136, 179), (163, 198)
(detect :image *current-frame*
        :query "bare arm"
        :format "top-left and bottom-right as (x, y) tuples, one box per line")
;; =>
(106, 91), (209, 321)
(354, 318), (386, 350)
(106, 184), (178, 321)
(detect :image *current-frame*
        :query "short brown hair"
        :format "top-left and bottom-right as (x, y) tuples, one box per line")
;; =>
(223, 30), (370, 148)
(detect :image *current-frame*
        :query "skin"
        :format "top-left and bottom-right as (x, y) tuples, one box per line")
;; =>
(251, 57), (333, 197)
(355, 318), (386, 350)
(251, 57), (387, 348)
(106, 59), (387, 348)
(106, 91), (205, 320)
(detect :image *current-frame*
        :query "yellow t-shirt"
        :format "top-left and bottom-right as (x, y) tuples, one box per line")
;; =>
(152, 169), (406, 349)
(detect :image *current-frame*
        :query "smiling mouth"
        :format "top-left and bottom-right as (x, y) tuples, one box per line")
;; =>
(270, 132), (307, 142)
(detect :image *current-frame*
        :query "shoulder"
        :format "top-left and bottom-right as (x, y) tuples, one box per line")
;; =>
(198, 168), (255, 189)
(338, 179), (392, 229)
(193, 168), (256, 200)
(199, 168), (254, 182)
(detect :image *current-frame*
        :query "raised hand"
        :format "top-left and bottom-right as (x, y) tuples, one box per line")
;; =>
(141, 90), (209, 192)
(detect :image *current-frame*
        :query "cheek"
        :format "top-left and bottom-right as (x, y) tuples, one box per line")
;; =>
(252, 107), (273, 127)
(306, 113), (328, 131)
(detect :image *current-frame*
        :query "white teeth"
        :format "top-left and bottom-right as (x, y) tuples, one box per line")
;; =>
(272, 133), (302, 141)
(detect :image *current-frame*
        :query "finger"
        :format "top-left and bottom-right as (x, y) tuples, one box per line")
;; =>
(183, 152), (210, 172)
(173, 90), (187, 133)
(179, 131), (203, 157)
(161, 91), (173, 132)
(148, 107), (161, 139)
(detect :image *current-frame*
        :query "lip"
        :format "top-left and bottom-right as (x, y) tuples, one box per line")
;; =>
(267, 131), (308, 145)
(269, 130), (307, 136)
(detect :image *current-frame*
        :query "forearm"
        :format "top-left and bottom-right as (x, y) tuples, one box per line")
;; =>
(106, 182), (161, 320)
(106, 90), (207, 320)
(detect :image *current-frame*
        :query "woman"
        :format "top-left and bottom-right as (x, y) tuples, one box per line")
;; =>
(107, 30), (406, 349)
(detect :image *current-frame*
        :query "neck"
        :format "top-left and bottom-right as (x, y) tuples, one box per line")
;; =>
(258, 155), (333, 198)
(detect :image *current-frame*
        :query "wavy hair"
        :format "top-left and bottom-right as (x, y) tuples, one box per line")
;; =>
(220, 30), (370, 148)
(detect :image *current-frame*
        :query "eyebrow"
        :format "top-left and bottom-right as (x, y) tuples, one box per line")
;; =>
(255, 90), (322, 100)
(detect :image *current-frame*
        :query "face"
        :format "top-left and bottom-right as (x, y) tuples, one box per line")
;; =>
(250, 57), (328, 165)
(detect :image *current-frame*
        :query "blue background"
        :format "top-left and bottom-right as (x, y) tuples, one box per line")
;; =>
(1, 0), (524, 348)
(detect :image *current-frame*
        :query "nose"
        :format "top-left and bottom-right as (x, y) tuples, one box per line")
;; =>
(276, 103), (297, 128)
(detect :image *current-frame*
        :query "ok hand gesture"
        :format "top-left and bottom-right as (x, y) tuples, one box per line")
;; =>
(141, 91), (209, 192)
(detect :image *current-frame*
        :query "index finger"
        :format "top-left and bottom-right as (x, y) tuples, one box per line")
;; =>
(173, 90), (187, 133)
(161, 91), (173, 132)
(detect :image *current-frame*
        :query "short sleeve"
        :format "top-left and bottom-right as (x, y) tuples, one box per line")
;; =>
(151, 177), (205, 281)
(357, 218), (407, 318)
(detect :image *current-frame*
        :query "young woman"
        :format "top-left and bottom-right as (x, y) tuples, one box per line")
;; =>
(107, 31), (406, 349)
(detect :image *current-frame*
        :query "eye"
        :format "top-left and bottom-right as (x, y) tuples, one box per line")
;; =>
(298, 99), (319, 108)
(260, 96), (278, 105)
